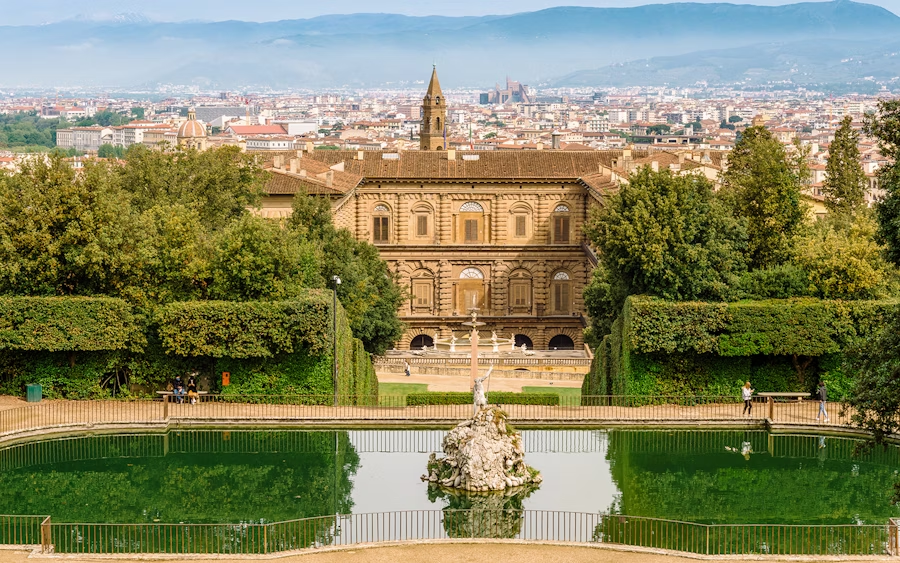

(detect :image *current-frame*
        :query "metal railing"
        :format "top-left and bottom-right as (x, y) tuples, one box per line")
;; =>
(0, 395), (855, 439)
(41, 511), (894, 556)
(0, 515), (47, 546)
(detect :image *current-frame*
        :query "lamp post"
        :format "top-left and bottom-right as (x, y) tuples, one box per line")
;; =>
(332, 275), (341, 407)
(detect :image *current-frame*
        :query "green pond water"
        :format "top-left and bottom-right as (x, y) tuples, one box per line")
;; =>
(0, 429), (898, 526)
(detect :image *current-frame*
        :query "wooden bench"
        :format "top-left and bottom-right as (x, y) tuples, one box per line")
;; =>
(156, 390), (208, 403)
(756, 392), (811, 419)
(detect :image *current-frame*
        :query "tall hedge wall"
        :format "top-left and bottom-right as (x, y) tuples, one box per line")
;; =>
(0, 297), (139, 351)
(0, 292), (378, 401)
(585, 296), (898, 400)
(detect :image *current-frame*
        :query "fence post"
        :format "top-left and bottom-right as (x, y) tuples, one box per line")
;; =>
(40, 516), (51, 554)
(706, 525), (710, 555)
(768, 396), (774, 421)
(163, 394), (169, 419)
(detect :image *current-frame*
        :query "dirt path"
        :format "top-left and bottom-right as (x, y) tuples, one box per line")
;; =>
(0, 544), (891, 563)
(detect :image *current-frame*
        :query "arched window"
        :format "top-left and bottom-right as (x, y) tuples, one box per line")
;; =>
(373, 204), (391, 243)
(460, 267), (484, 279)
(435, 96), (441, 105)
(548, 334), (575, 350)
(514, 334), (534, 349)
(457, 267), (486, 312)
(551, 271), (572, 314)
(552, 202), (572, 244)
(508, 268), (532, 314)
(458, 202), (485, 243)
(410, 334), (434, 350)
(410, 269), (434, 313)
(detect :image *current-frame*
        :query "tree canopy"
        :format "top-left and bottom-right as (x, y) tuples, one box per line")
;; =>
(0, 147), (404, 354)
(823, 116), (868, 217)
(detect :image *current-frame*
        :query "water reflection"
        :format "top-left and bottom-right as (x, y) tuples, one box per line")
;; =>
(427, 485), (536, 539)
(0, 429), (897, 526)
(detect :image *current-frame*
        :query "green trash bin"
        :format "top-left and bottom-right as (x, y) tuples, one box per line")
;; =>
(26, 384), (42, 403)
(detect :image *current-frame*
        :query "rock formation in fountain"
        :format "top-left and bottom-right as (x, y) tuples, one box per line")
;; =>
(422, 407), (542, 491)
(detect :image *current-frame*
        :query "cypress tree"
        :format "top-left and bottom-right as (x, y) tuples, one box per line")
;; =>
(823, 115), (867, 217)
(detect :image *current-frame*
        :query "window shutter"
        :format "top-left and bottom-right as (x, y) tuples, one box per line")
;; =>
(417, 215), (428, 236)
(374, 217), (389, 242)
(515, 215), (526, 237)
(555, 283), (570, 313)
(555, 216), (570, 243)
(465, 219), (478, 242)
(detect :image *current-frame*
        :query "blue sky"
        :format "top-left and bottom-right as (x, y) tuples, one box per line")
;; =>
(1, 0), (898, 23)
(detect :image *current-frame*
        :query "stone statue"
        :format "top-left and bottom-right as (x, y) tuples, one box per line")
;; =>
(422, 405), (542, 492)
(473, 365), (492, 415)
(450, 334), (457, 352)
(520, 343), (528, 353)
(491, 331), (498, 342)
(511, 333), (516, 352)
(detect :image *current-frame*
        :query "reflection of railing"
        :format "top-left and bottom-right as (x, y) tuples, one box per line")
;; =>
(0, 396), (857, 440)
(23, 511), (893, 556)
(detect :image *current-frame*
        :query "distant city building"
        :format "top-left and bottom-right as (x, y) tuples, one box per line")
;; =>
(480, 77), (533, 105)
(177, 108), (208, 150)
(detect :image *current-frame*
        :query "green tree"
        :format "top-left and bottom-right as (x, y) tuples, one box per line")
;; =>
(792, 214), (898, 300)
(130, 108), (145, 120)
(823, 116), (867, 217)
(864, 99), (900, 267)
(721, 125), (807, 269)
(583, 167), (746, 335)
(288, 194), (405, 354)
(97, 144), (125, 159)
(646, 124), (671, 135)
(209, 214), (318, 301)
(728, 116), (743, 123)
(117, 145), (265, 227)
(0, 154), (139, 296)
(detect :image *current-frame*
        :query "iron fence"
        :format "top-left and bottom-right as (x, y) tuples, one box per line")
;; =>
(0, 395), (855, 435)
(43, 511), (893, 556)
(0, 515), (47, 546)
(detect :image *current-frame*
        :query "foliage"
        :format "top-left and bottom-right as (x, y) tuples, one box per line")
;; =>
(0, 296), (138, 352)
(209, 215), (319, 301)
(0, 154), (140, 297)
(792, 214), (900, 300)
(130, 108), (145, 120)
(155, 296), (336, 358)
(0, 112), (62, 149)
(737, 264), (810, 299)
(823, 116), (868, 216)
(583, 167), (746, 335)
(721, 125), (807, 269)
(646, 124), (671, 134)
(97, 144), (126, 159)
(288, 194), (405, 355)
(728, 115), (743, 123)
(864, 99), (900, 268)
(846, 313), (900, 445)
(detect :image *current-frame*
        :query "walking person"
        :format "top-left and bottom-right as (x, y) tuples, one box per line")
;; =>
(815, 381), (829, 423)
(742, 381), (755, 416)
(404, 360), (411, 378)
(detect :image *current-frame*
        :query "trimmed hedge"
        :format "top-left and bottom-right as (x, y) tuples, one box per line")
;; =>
(406, 392), (559, 406)
(0, 296), (139, 352)
(0, 292), (378, 402)
(155, 293), (335, 358)
(626, 296), (897, 357)
(590, 296), (898, 401)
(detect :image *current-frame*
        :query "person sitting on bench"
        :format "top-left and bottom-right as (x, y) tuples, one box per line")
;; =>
(186, 373), (199, 404)
(172, 375), (186, 404)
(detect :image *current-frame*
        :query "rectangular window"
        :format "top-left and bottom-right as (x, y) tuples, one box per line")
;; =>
(515, 215), (526, 237)
(511, 282), (529, 307)
(554, 216), (570, 244)
(416, 215), (428, 237)
(464, 219), (479, 242)
(412, 281), (431, 308)
(554, 283), (570, 313)
(373, 217), (389, 243)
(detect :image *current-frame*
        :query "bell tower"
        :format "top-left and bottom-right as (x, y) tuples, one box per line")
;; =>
(420, 66), (447, 151)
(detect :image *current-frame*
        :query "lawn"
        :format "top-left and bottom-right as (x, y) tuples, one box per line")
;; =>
(522, 386), (581, 405)
(378, 382), (428, 406)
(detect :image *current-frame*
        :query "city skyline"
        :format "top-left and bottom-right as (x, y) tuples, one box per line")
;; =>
(2, 0), (899, 24)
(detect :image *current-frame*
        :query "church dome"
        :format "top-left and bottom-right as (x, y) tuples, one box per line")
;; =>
(177, 108), (207, 139)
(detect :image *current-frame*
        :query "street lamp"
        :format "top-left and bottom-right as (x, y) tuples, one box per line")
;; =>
(332, 275), (341, 407)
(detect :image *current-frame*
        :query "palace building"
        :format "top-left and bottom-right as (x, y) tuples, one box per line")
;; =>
(254, 69), (726, 352)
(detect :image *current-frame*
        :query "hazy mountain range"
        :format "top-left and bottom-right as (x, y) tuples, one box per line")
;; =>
(2, 0), (900, 90)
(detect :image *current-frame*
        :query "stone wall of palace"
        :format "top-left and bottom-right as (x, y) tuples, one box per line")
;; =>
(346, 181), (596, 350)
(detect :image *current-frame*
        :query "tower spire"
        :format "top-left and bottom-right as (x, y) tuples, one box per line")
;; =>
(426, 66), (444, 100)
(420, 66), (447, 151)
